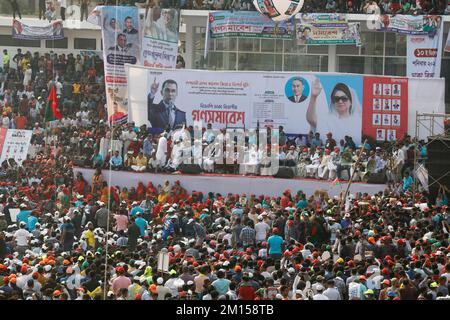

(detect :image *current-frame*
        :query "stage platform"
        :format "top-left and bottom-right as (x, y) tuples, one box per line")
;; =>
(74, 167), (387, 198)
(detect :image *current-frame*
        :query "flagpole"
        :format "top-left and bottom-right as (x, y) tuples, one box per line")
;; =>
(339, 139), (368, 212)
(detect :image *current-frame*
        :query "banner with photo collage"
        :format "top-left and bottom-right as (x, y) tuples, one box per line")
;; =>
(362, 77), (408, 142)
(88, 6), (141, 125)
(296, 13), (361, 46)
(141, 7), (180, 69)
(12, 19), (64, 40)
(374, 15), (442, 36)
(206, 11), (295, 40)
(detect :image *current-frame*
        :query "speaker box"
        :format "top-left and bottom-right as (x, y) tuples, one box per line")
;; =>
(273, 167), (294, 179)
(179, 164), (202, 174)
(426, 137), (450, 203)
(367, 173), (387, 184)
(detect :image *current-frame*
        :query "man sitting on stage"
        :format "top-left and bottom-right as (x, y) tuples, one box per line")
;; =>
(305, 147), (322, 178)
(131, 152), (148, 172)
(318, 149), (332, 180)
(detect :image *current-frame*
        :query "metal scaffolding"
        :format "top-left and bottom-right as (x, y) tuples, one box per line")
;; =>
(413, 112), (450, 200)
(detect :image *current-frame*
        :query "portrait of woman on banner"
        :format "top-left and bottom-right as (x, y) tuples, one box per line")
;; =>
(306, 78), (362, 143)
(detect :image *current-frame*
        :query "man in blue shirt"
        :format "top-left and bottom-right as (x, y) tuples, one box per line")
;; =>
(403, 172), (413, 191)
(231, 203), (244, 219)
(311, 132), (323, 148)
(211, 270), (231, 296)
(135, 212), (148, 237)
(17, 204), (31, 224)
(27, 212), (38, 232)
(110, 150), (123, 170)
(267, 228), (284, 260)
(143, 134), (153, 159)
(130, 201), (145, 217)
(92, 151), (104, 167)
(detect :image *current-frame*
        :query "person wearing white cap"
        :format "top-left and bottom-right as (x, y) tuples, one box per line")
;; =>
(155, 133), (168, 172)
(156, 277), (171, 300)
(312, 284), (329, 300)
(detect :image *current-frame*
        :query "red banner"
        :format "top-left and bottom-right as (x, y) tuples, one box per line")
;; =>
(0, 128), (7, 156)
(362, 76), (408, 142)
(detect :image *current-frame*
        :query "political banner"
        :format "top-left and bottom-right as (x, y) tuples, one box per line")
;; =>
(406, 18), (443, 79)
(207, 11), (295, 39)
(374, 15), (442, 36)
(299, 13), (348, 26)
(296, 13), (361, 46)
(88, 6), (141, 125)
(0, 128), (7, 159)
(0, 129), (33, 165)
(296, 22), (361, 46)
(12, 19), (64, 40)
(126, 65), (364, 143)
(362, 76), (408, 142)
(142, 7), (179, 69)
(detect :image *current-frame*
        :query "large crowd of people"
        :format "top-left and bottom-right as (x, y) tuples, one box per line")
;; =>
(0, 46), (449, 301)
(0, 46), (450, 300)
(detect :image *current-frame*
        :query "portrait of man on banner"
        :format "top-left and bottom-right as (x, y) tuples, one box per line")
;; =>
(144, 7), (179, 43)
(147, 77), (186, 130)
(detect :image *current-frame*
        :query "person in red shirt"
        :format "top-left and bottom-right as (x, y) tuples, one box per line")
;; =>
(14, 112), (27, 129)
(238, 274), (256, 300)
(280, 189), (291, 209)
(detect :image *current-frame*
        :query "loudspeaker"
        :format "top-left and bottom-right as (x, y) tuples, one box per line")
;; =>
(367, 173), (387, 184)
(179, 164), (202, 174)
(426, 137), (450, 202)
(273, 167), (294, 179)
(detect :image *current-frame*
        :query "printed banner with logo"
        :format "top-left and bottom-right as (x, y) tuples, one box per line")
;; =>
(12, 19), (64, 40)
(406, 18), (443, 79)
(126, 65), (364, 143)
(0, 129), (33, 165)
(142, 7), (179, 69)
(207, 11), (295, 39)
(362, 77), (408, 142)
(296, 14), (361, 46)
(374, 15), (442, 36)
(88, 6), (141, 125)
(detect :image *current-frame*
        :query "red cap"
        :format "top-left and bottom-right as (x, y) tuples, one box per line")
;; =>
(116, 266), (125, 274)
(20, 265), (28, 274)
(272, 227), (279, 234)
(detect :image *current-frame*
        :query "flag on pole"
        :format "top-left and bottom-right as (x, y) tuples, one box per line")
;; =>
(331, 178), (341, 187)
(45, 85), (61, 121)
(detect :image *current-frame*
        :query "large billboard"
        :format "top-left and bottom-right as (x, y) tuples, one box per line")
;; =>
(127, 65), (364, 143)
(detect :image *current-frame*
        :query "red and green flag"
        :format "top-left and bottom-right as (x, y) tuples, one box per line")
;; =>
(45, 85), (62, 121)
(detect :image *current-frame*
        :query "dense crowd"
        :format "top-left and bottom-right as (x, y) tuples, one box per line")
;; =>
(4, 0), (450, 20)
(1, 47), (450, 301)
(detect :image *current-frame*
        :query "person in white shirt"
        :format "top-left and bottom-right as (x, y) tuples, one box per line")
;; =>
(155, 133), (168, 171)
(305, 148), (322, 177)
(323, 280), (341, 300)
(254, 216), (270, 243)
(312, 285), (329, 300)
(14, 222), (31, 255)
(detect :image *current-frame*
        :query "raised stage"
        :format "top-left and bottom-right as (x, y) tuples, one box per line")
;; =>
(74, 167), (387, 198)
